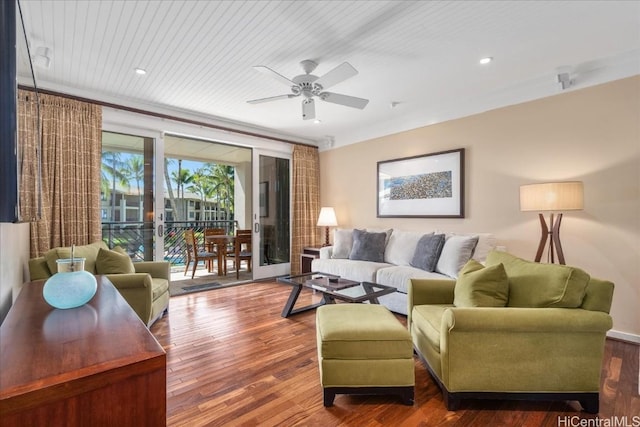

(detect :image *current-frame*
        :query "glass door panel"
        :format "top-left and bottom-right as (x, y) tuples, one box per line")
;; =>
(101, 131), (156, 260)
(253, 150), (291, 279)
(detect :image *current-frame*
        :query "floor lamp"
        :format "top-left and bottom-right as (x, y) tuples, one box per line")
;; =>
(317, 207), (338, 247)
(520, 182), (584, 265)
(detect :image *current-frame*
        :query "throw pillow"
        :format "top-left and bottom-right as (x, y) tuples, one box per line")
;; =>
(485, 251), (589, 308)
(410, 233), (445, 272)
(44, 241), (108, 274)
(95, 247), (136, 275)
(435, 235), (479, 278)
(331, 228), (354, 259)
(349, 229), (387, 263)
(453, 260), (509, 307)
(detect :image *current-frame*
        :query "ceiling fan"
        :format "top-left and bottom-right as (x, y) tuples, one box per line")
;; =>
(247, 60), (369, 120)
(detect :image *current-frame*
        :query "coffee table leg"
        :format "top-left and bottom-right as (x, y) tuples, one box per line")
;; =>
(281, 284), (327, 318)
(282, 284), (302, 318)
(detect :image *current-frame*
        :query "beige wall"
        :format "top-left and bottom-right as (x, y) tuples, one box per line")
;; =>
(319, 76), (640, 340)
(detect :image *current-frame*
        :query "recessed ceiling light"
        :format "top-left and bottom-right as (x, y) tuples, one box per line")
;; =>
(313, 119), (321, 124)
(135, 68), (147, 75)
(479, 57), (493, 65)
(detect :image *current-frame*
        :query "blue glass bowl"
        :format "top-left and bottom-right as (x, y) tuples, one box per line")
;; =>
(42, 271), (98, 309)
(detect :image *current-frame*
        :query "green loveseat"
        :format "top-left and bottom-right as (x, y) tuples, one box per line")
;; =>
(29, 241), (170, 327)
(408, 251), (614, 413)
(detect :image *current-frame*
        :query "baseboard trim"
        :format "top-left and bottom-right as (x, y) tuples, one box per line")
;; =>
(607, 329), (640, 344)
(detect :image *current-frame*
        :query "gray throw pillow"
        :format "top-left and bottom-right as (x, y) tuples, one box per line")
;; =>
(410, 233), (445, 272)
(349, 229), (386, 263)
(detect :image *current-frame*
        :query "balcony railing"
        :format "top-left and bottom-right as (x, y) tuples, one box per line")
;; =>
(101, 220), (237, 265)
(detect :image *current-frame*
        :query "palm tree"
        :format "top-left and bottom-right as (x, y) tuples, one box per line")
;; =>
(163, 158), (180, 221)
(171, 166), (194, 222)
(208, 164), (234, 221)
(123, 155), (144, 221)
(186, 168), (215, 221)
(101, 151), (129, 221)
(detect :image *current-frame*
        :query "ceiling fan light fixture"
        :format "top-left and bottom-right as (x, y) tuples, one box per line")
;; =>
(247, 60), (368, 120)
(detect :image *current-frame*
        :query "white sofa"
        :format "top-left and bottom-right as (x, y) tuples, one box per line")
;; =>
(311, 229), (496, 315)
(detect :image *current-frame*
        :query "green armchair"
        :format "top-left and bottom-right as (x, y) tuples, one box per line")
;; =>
(408, 251), (614, 413)
(29, 241), (170, 327)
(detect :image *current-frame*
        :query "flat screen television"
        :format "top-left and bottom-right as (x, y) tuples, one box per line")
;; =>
(0, 0), (41, 223)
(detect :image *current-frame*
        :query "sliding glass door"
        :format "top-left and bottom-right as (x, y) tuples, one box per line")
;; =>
(252, 149), (291, 279)
(101, 131), (159, 260)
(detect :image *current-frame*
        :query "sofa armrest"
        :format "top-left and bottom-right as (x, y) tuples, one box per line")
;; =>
(319, 246), (333, 259)
(106, 273), (154, 290)
(133, 261), (170, 280)
(442, 307), (613, 334)
(29, 257), (52, 281)
(408, 278), (455, 327)
(105, 273), (154, 325)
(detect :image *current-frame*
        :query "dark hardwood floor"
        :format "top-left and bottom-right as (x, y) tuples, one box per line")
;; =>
(150, 281), (640, 427)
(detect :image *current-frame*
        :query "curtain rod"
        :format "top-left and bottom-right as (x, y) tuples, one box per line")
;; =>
(17, 85), (318, 149)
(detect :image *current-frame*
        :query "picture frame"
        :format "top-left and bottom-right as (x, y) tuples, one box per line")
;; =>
(377, 148), (464, 218)
(259, 181), (269, 217)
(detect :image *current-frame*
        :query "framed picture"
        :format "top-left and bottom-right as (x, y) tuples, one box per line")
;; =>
(377, 148), (464, 218)
(259, 181), (269, 217)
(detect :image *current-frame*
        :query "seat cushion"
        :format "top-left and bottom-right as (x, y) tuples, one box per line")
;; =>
(376, 265), (448, 294)
(312, 258), (390, 283)
(411, 304), (453, 353)
(486, 251), (589, 308)
(151, 278), (169, 301)
(316, 304), (412, 360)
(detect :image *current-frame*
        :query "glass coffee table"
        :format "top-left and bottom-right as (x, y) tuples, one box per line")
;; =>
(277, 272), (397, 318)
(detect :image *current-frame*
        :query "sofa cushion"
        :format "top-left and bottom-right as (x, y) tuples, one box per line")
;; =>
(435, 235), (479, 279)
(313, 258), (390, 283)
(411, 233), (445, 272)
(96, 247), (136, 274)
(384, 230), (426, 265)
(453, 260), (509, 307)
(411, 304), (453, 353)
(332, 228), (354, 259)
(376, 266), (448, 294)
(44, 241), (108, 274)
(486, 251), (589, 308)
(349, 229), (387, 263)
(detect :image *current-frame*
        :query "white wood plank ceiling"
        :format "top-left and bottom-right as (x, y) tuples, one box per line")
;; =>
(16, 0), (640, 149)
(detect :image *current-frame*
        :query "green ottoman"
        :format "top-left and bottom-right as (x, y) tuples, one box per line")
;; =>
(316, 304), (415, 406)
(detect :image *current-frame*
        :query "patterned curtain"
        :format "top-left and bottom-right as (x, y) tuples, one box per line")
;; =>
(291, 145), (321, 274)
(18, 90), (102, 257)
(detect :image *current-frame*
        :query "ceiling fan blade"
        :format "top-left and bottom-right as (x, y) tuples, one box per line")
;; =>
(320, 92), (369, 109)
(247, 94), (297, 104)
(314, 62), (358, 90)
(253, 65), (295, 86)
(302, 98), (315, 120)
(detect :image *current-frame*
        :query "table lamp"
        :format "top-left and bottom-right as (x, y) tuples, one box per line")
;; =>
(520, 181), (583, 264)
(317, 207), (338, 247)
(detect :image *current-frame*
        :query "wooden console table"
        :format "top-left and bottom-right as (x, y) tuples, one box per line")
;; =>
(0, 276), (166, 426)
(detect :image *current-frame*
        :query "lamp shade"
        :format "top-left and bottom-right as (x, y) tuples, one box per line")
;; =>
(520, 181), (584, 212)
(317, 207), (338, 226)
